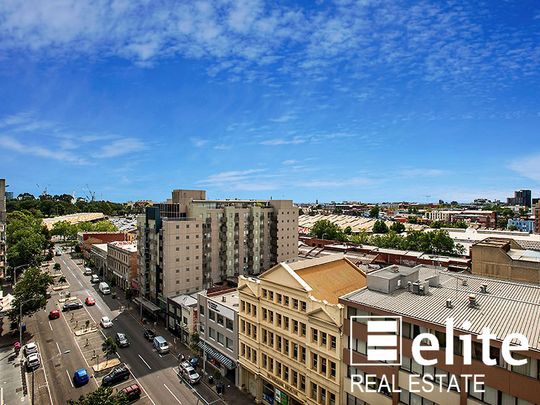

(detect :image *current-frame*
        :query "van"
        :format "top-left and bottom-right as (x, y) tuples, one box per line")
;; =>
(153, 336), (169, 354)
(99, 282), (110, 295)
(90, 275), (99, 283)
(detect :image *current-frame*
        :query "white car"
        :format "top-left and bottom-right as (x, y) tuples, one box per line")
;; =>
(100, 316), (113, 328)
(24, 342), (38, 356)
(25, 353), (41, 370)
(179, 361), (200, 384)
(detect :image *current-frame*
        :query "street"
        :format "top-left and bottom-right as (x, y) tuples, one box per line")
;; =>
(27, 250), (227, 404)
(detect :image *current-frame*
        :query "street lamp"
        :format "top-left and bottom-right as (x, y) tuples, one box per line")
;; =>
(12, 263), (31, 286)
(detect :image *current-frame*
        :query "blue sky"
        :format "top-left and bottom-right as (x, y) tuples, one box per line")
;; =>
(0, 0), (539, 203)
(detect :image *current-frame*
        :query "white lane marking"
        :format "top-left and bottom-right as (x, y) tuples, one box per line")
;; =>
(48, 321), (53, 331)
(124, 364), (156, 405)
(138, 354), (152, 370)
(41, 359), (54, 405)
(56, 342), (62, 356)
(66, 369), (74, 388)
(163, 384), (182, 404)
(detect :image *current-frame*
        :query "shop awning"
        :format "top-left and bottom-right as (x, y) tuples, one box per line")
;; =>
(197, 341), (236, 370)
(133, 297), (161, 313)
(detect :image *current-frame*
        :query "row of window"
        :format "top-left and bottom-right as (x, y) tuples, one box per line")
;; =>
(310, 382), (336, 405)
(240, 342), (258, 364)
(261, 290), (307, 312)
(240, 300), (257, 317)
(207, 309), (234, 331)
(240, 319), (258, 340)
(261, 354), (305, 392)
(261, 328), (307, 363)
(207, 327), (234, 351)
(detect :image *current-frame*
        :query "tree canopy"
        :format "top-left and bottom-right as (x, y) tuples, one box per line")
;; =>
(9, 267), (53, 321)
(51, 220), (117, 240)
(6, 211), (50, 268)
(389, 222), (406, 233)
(309, 219), (346, 241)
(369, 206), (380, 218)
(372, 220), (389, 234)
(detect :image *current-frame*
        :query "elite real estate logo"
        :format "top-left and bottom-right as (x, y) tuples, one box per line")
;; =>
(349, 316), (530, 395)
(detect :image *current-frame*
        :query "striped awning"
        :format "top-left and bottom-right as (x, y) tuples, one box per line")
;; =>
(197, 341), (236, 370)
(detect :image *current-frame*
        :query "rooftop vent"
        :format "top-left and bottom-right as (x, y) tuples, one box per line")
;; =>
(462, 279), (468, 286)
(222, 296), (226, 302)
(391, 266), (400, 273)
(480, 284), (488, 294)
(446, 299), (453, 309)
(411, 281), (429, 296)
(468, 294), (478, 308)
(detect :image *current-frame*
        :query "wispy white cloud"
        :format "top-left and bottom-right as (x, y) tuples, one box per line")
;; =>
(190, 137), (209, 148)
(508, 154), (540, 182)
(0, 135), (88, 164)
(399, 168), (447, 178)
(269, 113), (297, 123)
(260, 136), (306, 145)
(96, 138), (146, 158)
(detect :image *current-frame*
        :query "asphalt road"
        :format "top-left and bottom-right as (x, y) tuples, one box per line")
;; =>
(29, 251), (223, 405)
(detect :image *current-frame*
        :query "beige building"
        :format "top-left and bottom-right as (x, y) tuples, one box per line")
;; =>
(470, 238), (540, 284)
(237, 255), (367, 405)
(138, 189), (298, 310)
(106, 241), (138, 291)
(0, 179), (5, 278)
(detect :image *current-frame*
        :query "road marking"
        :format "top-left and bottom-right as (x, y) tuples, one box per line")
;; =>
(48, 321), (53, 331)
(125, 364), (156, 405)
(163, 384), (182, 404)
(56, 342), (62, 356)
(138, 354), (151, 370)
(41, 361), (54, 405)
(66, 369), (74, 388)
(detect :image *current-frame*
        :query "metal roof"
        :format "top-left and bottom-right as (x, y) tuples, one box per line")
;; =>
(342, 266), (540, 352)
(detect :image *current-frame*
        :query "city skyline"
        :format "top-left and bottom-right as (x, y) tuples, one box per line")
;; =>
(0, 1), (539, 202)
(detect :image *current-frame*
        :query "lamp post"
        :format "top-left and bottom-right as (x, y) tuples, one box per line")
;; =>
(12, 263), (31, 287)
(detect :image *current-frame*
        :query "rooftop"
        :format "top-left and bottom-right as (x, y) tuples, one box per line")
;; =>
(200, 288), (240, 311)
(169, 294), (198, 308)
(342, 265), (540, 352)
(108, 241), (137, 253)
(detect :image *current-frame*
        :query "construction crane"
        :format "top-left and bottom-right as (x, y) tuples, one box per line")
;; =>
(85, 184), (96, 202)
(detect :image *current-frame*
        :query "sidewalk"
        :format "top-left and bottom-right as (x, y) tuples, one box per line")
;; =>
(115, 291), (256, 405)
(0, 317), (29, 405)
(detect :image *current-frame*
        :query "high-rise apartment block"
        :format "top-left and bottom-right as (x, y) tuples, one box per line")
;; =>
(507, 189), (532, 208)
(535, 202), (540, 234)
(0, 179), (6, 279)
(138, 189), (298, 308)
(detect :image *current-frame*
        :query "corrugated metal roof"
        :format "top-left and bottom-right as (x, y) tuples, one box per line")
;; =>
(342, 267), (540, 352)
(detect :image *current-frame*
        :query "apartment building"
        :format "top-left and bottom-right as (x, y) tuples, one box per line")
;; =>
(138, 189), (299, 309)
(340, 264), (540, 405)
(106, 241), (138, 291)
(198, 288), (240, 383)
(167, 293), (198, 345)
(507, 218), (535, 233)
(535, 202), (540, 234)
(470, 238), (540, 284)
(424, 210), (497, 228)
(237, 255), (367, 405)
(507, 189), (532, 208)
(0, 179), (5, 279)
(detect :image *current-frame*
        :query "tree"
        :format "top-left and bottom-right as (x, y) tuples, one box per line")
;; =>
(6, 211), (48, 268)
(52, 220), (77, 240)
(53, 263), (61, 271)
(9, 267), (53, 322)
(102, 337), (118, 365)
(369, 206), (380, 218)
(508, 225), (519, 231)
(343, 226), (352, 235)
(389, 222), (405, 233)
(372, 220), (389, 234)
(71, 386), (129, 405)
(190, 332), (200, 350)
(309, 220), (345, 241)
(407, 216), (418, 224)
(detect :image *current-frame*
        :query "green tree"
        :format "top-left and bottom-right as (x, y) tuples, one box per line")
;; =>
(52, 220), (77, 240)
(349, 231), (370, 245)
(309, 220), (345, 241)
(71, 386), (128, 405)
(343, 226), (352, 235)
(6, 211), (48, 268)
(369, 206), (380, 218)
(53, 263), (61, 271)
(508, 225), (519, 231)
(9, 267), (53, 322)
(102, 337), (118, 365)
(389, 222), (405, 233)
(372, 220), (389, 234)
(407, 216), (418, 224)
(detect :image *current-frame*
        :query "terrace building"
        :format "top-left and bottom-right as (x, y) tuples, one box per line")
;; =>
(340, 264), (540, 405)
(237, 255), (366, 405)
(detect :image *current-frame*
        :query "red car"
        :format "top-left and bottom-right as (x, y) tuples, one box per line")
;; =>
(48, 310), (60, 320)
(85, 296), (96, 306)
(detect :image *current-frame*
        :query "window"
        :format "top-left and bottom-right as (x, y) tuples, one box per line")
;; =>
(312, 353), (318, 371)
(284, 296), (289, 306)
(262, 289), (268, 299)
(321, 357), (327, 374)
(293, 343), (299, 360)
(312, 328), (318, 343)
(311, 383), (318, 401)
(226, 337), (233, 350)
(209, 328), (215, 339)
(301, 346), (306, 363)
(321, 332), (327, 346)
(277, 294), (282, 304)
(301, 323), (306, 337)
(293, 298), (299, 310)
(226, 318), (234, 330)
(330, 361), (336, 378)
(216, 314), (224, 325)
(293, 320), (299, 333)
(301, 301), (307, 312)
(330, 335), (336, 350)
(209, 310), (216, 321)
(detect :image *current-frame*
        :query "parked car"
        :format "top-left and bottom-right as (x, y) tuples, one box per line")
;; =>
(143, 329), (155, 341)
(55, 251), (61, 256)
(24, 342), (38, 356)
(179, 361), (200, 384)
(25, 353), (41, 371)
(98, 282), (110, 295)
(83, 267), (92, 276)
(152, 336), (169, 354)
(85, 296), (96, 306)
(73, 368), (89, 387)
(115, 332), (129, 348)
(48, 309), (61, 320)
(100, 316), (113, 328)
(102, 364), (130, 386)
(62, 301), (83, 312)
(90, 274), (99, 283)
(120, 384), (141, 401)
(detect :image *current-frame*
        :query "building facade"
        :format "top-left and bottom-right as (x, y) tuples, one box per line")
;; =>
(197, 288), (239, 383)
(340, 265), (540, 405)
(138, 189), (299, 309)
(470, 238), (540, 284)
(88, 243), (108, 277)
(535, 203), (540, 234)
(424, 210), (497, 228)
(106, 241), (138, 291)
(238, 255), (366, 405)
(507, 218), (535, 233)
(507, 189), (532, 208)
(167, 294), (198, 345)
(0, 179), (6, 279)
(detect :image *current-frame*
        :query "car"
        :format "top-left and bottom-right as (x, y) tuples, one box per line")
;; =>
(85, 296), (96, 306)
(55, 251), (61, 256)
(120, 384), (141, 401)
(115, 332), (129, 348)
(48, 309), (60, 320)
(101, 364), (130, 386)
(83, 267), (92, 276)
(73, 368), (89, 387)
(24, 342), (38, 356)
(152, 336), (169, 354)
(62, 301), (83, 312)
(179, 361), (200, 384)
(25, 353), (41, 371)
(100, 316), (113, 328)
(90, 274), (99, 283)
(143, 329), (155, 341)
